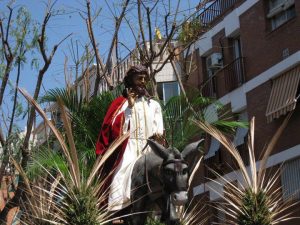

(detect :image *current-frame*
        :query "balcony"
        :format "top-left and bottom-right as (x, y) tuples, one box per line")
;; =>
(224, 57), (245, 91)
(201, 76), (217, 98)
(200, 57), (245, 98)
(196, 0), (240, 28)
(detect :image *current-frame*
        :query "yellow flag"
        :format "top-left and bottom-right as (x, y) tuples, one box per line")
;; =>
(155, 27), (162, 40)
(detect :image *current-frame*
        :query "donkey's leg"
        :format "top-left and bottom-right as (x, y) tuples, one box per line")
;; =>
(129, 195), (148, 225)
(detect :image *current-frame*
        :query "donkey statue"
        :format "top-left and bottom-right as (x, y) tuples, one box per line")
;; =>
(127, 138), (204, 225)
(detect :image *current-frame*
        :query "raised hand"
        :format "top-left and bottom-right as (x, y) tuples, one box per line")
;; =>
(127, 88), (137, 108)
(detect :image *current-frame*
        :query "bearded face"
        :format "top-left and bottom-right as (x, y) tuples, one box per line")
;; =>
(131, 74), (148, 96)
(134, 85), (146, 96)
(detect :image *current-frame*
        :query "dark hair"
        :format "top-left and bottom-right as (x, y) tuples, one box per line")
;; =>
(122, 64), (150, 97)
(123, 65), (149, 88)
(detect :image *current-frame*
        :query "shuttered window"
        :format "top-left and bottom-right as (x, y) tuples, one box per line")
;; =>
(281, 157), (300, 200)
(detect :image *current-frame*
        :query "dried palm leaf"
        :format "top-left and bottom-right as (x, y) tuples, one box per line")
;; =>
(192, 112), (298, 224)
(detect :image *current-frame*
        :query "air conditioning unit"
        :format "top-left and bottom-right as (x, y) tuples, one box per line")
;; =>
(207, 53), (223, 69)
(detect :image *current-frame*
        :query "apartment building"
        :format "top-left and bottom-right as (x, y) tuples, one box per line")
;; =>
(76, 41), (181, 103)
(185, 0), (300, 224)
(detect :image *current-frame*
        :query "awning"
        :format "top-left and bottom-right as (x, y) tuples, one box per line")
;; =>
(266, 66), (300, 123)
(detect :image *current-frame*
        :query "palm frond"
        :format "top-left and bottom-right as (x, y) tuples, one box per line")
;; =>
(180, 197), (209, 225)
(57, 98), (80, 187)
(192, 112), (298, 225)
(27, 147), (68, 180)
(87, 131), (130, 186)
(39, 87), (84, 114)
(257, 112), (292, 187)
(19, 88), (78, 186)
(10, 156), (34, 196)
(191, 118), (251, 186)
(163, 92), (247, 149)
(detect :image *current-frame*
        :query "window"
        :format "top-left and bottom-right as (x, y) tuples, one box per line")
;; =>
(233, 37), (242, 60)
(157, 81), (180, 104)
(204, 53), (222, 97)
(232, 37), (245, 85)
(267, 0), (296, 30)
(281, 157), (300, 200)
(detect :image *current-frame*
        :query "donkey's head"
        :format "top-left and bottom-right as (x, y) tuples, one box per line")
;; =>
(147, 139), (203, 223)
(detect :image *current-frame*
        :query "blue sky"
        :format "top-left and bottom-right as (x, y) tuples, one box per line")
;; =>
(0, 0), (201, 131)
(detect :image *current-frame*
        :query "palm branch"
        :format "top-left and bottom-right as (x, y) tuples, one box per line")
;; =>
(162, 92), (247, 149)
(18, 88), (130, 224)
(191, 113), (299, 225)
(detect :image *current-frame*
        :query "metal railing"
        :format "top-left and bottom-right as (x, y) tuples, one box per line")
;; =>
(201, 76), (217, 97)
(224, 57), (245, 91)
(196, 0), (239, 27)
(200, 57), (245, 98)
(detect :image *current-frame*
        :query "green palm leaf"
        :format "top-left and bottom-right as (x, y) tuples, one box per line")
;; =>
(27, 147), (68, 180)
(162, 92), (247, 149)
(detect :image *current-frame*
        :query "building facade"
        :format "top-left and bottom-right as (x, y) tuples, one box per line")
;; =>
(185, 0), (300, 224)
(76, 41), (181, 102)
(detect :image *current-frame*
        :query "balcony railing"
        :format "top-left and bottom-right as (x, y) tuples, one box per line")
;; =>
(201, 76), (217, 97)
(200, 57), (245, 98)
(224, 57), (245, 91)
(196, 0), (239, 27)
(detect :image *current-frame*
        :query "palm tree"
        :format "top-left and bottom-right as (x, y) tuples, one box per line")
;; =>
(192, 113), (299, 225)
(28, 85), (122, 178)
(17, 88), (129, 224)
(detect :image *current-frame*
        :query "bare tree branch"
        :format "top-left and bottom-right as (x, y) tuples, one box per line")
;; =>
(4, 6), (13, 58)
(85, 0), (130, 95)
(146, 7), (154, 63)
(0, 2), (71, 219)
(85, 0), (111, 91)
(0, 7), (14, 107)
(137, 0), (149, 64)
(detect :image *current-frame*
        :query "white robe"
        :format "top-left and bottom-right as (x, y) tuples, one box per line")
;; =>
(108, 97), (164, 211)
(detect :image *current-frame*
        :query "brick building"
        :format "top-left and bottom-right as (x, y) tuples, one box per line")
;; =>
(185, 0), (300, 224)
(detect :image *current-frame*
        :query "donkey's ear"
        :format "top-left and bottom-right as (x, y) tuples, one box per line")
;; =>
(147, 139), (169, 160)
(182, 139), (204, 172)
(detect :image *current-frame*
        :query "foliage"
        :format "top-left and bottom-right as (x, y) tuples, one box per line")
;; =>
(26, 147), (68, 180)
(162, 89), (247, 150)
(192, 113), (298, 225)
(40, 85), (122, 145)
(145, 216), (166, 225)
(18, 88), (130, 224)
(238, 189), (271, 225)
(39, 87), (115, 158)
(177, 18), (204, 45)
(62, 184), (101, 225)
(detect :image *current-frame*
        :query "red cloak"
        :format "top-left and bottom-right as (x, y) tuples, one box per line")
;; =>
(96, 96), (129, 188)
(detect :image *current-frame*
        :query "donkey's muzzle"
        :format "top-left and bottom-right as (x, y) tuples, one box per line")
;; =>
(171, 191), (188, 206)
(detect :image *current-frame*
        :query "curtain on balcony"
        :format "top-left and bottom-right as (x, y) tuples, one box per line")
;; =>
(265, 65), (300, 123)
